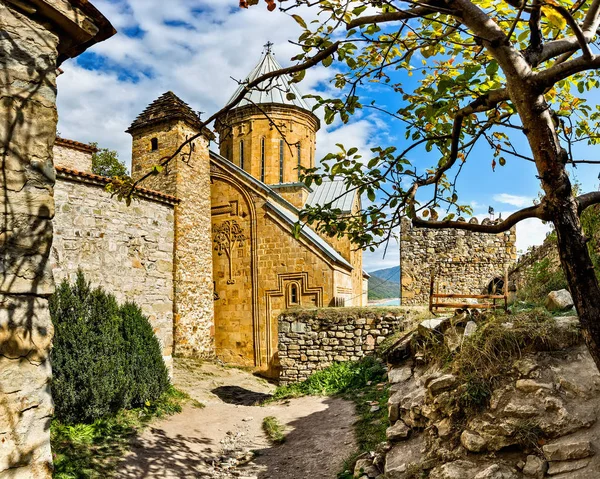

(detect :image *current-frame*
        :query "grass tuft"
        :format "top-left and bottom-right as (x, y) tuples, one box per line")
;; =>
(262, 416), (286, 444)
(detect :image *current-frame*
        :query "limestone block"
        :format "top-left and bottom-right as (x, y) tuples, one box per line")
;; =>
(523, 455), (547, 478)
(546, 458), (591, 475)
(545, 289), (574, 311)
(543, 440), (594, 462)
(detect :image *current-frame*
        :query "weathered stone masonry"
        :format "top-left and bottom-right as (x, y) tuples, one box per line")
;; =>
(278, 308), (406, 384)
(51, 164), (177, 372)
(0, 1), (114, 477)
(401, 218), (517, 305)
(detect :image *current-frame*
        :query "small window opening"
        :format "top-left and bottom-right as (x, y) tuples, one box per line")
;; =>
(290, 283), (299, 305)
(240, 140), (245, 170)
(261, 137), (266, 182)
(279, 139), (285, 183)
(151, 138), (159, 151)
(297, 143), (302, 180)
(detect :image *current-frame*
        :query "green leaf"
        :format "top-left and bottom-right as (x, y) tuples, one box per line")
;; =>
(367, 190), (376, 202)
(322, 56), (333, 67)
(291, 14), (307, 29)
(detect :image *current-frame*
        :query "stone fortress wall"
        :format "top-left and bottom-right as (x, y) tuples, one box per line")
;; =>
(401, 218), (517, 305)
(51, 143), (178, 372)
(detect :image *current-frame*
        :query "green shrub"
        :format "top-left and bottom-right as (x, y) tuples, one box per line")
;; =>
(272, 356), (386, 400)
(518, 257), (568, 304)
(50, 272), (170, 424)
(120, 302), (170, 409)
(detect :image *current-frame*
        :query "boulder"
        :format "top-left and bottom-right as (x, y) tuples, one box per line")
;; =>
(427, 375), (458, 396)
(543, 440), (594, 461)
(429, 460), (479, 479)
(522, 455), (547, 478)
(389, 365), (413, 384)
(435, 418), (453, 439)
(354, 457), (379, 478)
(460, 430), (487, 452)
(463, 321), (478, 339)
(386, 421), (411, 441)
(473, 464), (519, 479)
(546, 458), (591, 475)
(545, 289), (574, 311)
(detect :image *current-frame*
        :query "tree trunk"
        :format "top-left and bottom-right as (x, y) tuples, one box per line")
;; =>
(516, 90), (600, 370)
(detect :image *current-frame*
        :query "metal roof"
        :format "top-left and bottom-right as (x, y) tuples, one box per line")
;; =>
(226, 50), (310, 110)
(306, 178), (357, 213)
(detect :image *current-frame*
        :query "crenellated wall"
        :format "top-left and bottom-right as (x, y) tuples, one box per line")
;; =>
(401, 218), (517, 305)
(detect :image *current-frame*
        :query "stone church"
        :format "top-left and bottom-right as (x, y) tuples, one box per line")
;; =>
(52, 49), (367, 376)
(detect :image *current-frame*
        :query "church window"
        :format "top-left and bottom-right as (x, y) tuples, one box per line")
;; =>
(279, 139), (284, 183)
(289, 283), (299, 306)
(297, 143), (301, 181)
(239, 140), (245, 170)
(151, 138), (158, 151)
(261, 137), (266, 182)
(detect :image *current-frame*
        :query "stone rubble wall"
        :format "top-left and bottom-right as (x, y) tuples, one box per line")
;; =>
(509, 237), (560, 291)
(401, 218), (517, 305)
(278, 308), (407, 384)
(52, 174), (176, 372)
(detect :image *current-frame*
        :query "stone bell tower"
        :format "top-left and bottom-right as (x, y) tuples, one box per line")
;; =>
(128, 92), (215, 357)
(215, 44), (320, 209)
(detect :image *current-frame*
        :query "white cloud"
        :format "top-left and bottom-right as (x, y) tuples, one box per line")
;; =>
(493, 193), (534, 208)
(57, 0), (369, 167)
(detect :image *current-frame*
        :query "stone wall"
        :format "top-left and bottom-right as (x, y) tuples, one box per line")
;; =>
(130, 115), (215, 359)
(278, 307), (406, 384)
(52, 169), (177, 371)
(401, 218), (517, 305)
(509, 236), (559, 291)
(0, 1), (113, 477)
(54, 139), (94, 172)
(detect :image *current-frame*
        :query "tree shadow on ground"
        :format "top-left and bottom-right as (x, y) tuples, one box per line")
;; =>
(240, 396), (356, 479)
(115, 427), (215, 478)
(211, 385), (272, 406)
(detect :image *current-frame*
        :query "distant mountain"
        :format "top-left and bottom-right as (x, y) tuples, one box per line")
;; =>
(367, 266), (401, 300)
(369, 265), (400, 283)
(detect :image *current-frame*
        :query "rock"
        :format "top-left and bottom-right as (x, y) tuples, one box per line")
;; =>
(473, 464), (519, 479)
(444, 327), (463, 353)
(463, 321), (478, 338)
(354, 457), (379, 478)
(384, 436), (424, 478)
(389, 365), (413, 384)
(515, 379), (553, 393)
(429, 460), (479, 479)
(545, 289), (574, 311)
(503, 400), (539, 418)
(460, 430), (487, 452)
(418, 318), (448, 338)
(523, 455), (547, 478)
(427, 375), (458, 395)
(370, 405), (381, 413)
(386, 421), (411, 441)
(547, 458), (591, 474)
(435, 418), (453, 439)
(513, 357), (538, 377)
(543, 440), (594, 461)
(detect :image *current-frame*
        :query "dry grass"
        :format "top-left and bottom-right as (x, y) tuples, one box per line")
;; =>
(262, 416), (286, 444)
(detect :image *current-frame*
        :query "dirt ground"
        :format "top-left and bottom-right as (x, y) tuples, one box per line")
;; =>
(116, 358), (358, 479)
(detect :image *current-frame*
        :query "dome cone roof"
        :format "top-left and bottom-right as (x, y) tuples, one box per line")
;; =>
(226, 46), (310, 111)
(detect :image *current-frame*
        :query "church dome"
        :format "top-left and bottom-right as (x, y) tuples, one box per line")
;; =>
(226, 46), (310, 111)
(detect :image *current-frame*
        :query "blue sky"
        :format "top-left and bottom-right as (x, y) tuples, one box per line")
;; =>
(56, 0), (600, 271)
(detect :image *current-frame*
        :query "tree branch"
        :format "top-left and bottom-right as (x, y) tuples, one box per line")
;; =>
(412, 204), (545, 233)
(346, 1), (449, 29)
(546, 3), (593, 59)
(535, 53), (600, 88)
(578, 191), (600, 213)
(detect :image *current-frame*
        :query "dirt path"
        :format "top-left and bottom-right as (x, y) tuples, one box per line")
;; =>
(116, 359), (358, 479)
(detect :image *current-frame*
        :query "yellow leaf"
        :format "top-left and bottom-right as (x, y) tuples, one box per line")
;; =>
(541, 6), (567, 30)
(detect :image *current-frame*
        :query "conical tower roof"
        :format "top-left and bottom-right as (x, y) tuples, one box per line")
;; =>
(226, 48), (310, 111)
(127, 91), (205, 133)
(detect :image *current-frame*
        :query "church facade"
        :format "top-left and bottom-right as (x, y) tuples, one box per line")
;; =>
(52, 50), (367, 376)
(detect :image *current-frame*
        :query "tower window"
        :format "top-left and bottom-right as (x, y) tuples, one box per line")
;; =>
(239, 140), (245, 170)
(279, 139), (284, 183)
(289, 283), (299, 306)
(261, 137), (266, 182)
(151, 138), (158, 151)
(297, 143), (301, 181)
